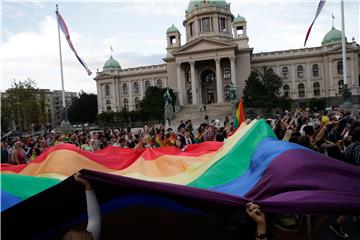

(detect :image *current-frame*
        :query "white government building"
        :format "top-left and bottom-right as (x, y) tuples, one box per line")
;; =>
(94, 0), (360, 113)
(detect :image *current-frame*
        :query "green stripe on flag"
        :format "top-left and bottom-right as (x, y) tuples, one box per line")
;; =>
(189, 119), (276, 188)
(1, 174), (61, 200)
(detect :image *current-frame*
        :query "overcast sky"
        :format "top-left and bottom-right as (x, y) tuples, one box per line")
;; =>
(2, 0), (359, 94)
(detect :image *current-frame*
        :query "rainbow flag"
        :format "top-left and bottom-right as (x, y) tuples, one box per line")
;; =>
(233, 100), (245, 129)
(155, 134), (165, 147)
(2, 119), (360, 238)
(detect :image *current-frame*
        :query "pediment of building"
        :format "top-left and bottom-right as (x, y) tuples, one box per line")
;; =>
(173, 38), (237, 55)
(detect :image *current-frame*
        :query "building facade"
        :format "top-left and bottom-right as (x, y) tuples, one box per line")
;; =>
(94, 0), (360, 113)
(1, 89), (77, 130)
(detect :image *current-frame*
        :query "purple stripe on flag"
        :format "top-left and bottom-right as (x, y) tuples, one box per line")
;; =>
(304, 0), (326, 47)
(56, 11), (92, 76)
(246, 149), (360, 215)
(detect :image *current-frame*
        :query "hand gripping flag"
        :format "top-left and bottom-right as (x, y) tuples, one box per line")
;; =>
(56, 10), (92, 76)
(304, 0), (326, 47)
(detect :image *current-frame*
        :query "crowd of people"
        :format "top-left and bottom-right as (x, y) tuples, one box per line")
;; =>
(1, 106), (360, 239)
(1, 108), (359, 168)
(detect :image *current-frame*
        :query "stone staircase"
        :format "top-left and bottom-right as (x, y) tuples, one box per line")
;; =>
(172, 103), (233, 126)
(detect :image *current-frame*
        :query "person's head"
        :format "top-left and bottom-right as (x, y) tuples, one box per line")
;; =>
(323, 111), (328, 116)
(297, 136), (310, 148)
(325, 145), (343, 161)
(350, 127), (360, 142)
(63, 229), (94, 240)
(215, 133), (224, 142)
(184, 129), (191, 137)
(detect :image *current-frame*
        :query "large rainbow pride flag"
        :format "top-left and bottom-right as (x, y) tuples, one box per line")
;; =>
(2, 119), (360, 238)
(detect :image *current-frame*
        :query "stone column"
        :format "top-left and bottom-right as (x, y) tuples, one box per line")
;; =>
(176, 63), (184, 105)
(328, 60), (334, 92)
(190, 61), (198, 105)
(113, 77), (119, 112)
(96, 82), (102, 113)
(129, 81), (133, 111)
(195, 17), (200, 37)
(140, 80), (144, 99)
(350, 58), (354, 87)
(307, 63), (312, 98)
(230, 57), (236, 86)
(291, 64), (296, 97)
(213, 14), (219, 34)
(215, 58), (224, 103)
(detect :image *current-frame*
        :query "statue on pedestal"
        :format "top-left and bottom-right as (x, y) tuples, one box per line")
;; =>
(163, 88), (174, 122)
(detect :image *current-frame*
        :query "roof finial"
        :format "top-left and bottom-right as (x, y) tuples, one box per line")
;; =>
(332, 13), (335, 28)
(110, 46), (113, 57)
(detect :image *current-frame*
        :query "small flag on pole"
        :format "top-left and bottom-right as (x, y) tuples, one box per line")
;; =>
(332, 13), (335, 27)
(110, 46), (113, 52)
(56, 10), (92, 76)
(304, 0), (326, 47)
(233, 100), (245, 129)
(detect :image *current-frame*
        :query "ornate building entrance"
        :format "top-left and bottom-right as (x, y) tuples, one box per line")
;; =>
(201, 69), (217, 104)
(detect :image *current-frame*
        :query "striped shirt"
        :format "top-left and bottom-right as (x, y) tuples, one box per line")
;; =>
(345, 142), (360, 166)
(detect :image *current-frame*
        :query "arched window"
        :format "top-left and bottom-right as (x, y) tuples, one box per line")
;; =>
(283, 84), (290, 97)
(223, 66), (230, 79)
(187, 88), (192, 104)
(338, 80), (344, 93)
(135, 97), (140, 110)
(297, 65), (304, 78)
(337, 61), (343, 74)
(313, 82), (320, 96)
(298, 83), (305, 97)
(282, 67), (289, 79)
(133, 82), (139, 94)
(224, 85), (231, 102)
(123, 98), (129, 110)
(145, 80), (151, 91)
(122, 83), (128, 95)
(312, 64), (319, 77)
(106, 99), (111, 112)
(157, 79), (162, 88)
(105, 85), (110, 96)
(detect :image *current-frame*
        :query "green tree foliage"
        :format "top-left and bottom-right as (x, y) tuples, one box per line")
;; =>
(95, 87), (176, 126)
(307, 98), (327, 111)
(68, 91), (98, 124)
(139, 87), (176, 121)
(243, 67), (283, 108)
(2, 79), (41, 132)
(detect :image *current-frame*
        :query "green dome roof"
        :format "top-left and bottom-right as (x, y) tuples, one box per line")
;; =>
(187, 0), (229, 13)
(103, 56), (121, 71)
(233, 14), (246, 23)
(322, 27), (344, 45)
(166, 24), (179, 34)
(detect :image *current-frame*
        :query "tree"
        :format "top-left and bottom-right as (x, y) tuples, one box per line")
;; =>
(4, 78), (39, 132)
(68, 91), (98, 124)
(139, 87), (176, 121)
(243, 67), (283, 108)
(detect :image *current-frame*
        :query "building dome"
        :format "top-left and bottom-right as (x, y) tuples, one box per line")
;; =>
(322, 27), (344, 45)
(103, 56), (121, 71)
(233, 14), (246, 23)
(187, 0), (229, 13)
(166, 24), (179, 34)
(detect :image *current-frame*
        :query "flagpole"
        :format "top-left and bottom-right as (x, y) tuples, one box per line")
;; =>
(340, 0), (352, 108)
(56, 4), (66, 110)
(56, 4), (71, 130)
